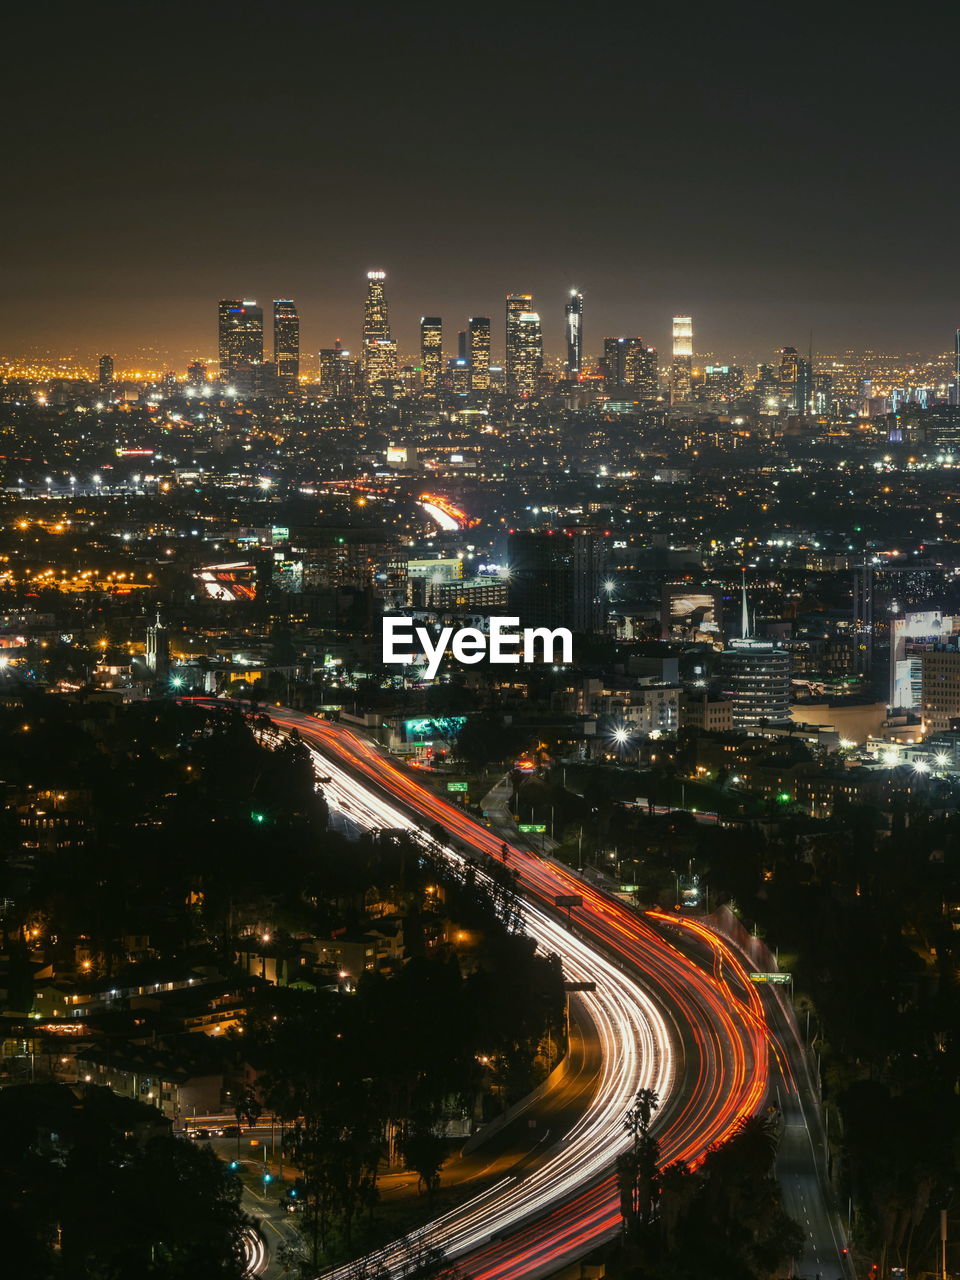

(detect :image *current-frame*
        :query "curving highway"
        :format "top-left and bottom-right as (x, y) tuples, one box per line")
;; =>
(246, 707), (771, 1278)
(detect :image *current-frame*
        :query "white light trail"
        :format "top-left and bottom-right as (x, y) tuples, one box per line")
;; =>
(296, 737), (676, 1278)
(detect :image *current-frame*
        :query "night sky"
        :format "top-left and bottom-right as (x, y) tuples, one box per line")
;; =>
(5, 2), (959, 366)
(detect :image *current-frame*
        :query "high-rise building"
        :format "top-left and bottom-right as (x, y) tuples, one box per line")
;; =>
(718, 578), (791, 727)
(921, 645), (960, 732)
(702, 364), (744, 401)
(890, 610), (952, 710)
(778, 346), (812, 413)
(505, 295), (542, 396)
(670, 315), (693, 404)
(186, 360), (207, 389)
(98, 354), (114, 387)
(420, 317), (443, 392)
(218, 299), (263, 382)
(565, 290), (584, 376)
(507, 529), (606, 634)
(719, 641), (792, 727)
(506, 294), (532, 395)
(467, 317), (491, 391)
(812, 372), (834, 414)
(602, 337), (657, 396)
(362, 270), (396, 391)
(318, 340), (358, 397)
(273, 300), (300, 386)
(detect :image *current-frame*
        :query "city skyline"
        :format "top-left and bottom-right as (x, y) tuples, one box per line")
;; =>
(4, 6), (960, 361)
(7, 275), (960, 378)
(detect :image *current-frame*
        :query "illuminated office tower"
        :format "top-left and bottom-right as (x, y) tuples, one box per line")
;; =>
(218, 299), (263, 381)
(624, 339), (657, 396)
(565, 290), (584, 376)
(670, 315), (693, 403)
(602, 337), (657, 395)
(362, 270), (396, 391)
(778, 345), (812, 413)
(505, 294), (533, 394)
(273, 300), (300, 385)
(703, 364), (744, 401)
(467, 316), (491, 390)
(812, 371), (833, 414)
(420, 317), (443, 392)
(98, 354), (114, 387)
(505, 295), (542, 395)
(318, 340), (358, 397)
(507, 529), (607, 633)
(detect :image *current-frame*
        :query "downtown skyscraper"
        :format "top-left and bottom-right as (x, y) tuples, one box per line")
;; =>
(420, 316), (443, 392)
(273, 299), (300, 386)
(362, 270), (397, 393)
(218, 300), (264, 382)
(670, 315), (693, 404)
(602, 337), (658, 396)
(467, 316), (491, 391)
(565, 290), (584, 376)
(505, 294), (543, 396)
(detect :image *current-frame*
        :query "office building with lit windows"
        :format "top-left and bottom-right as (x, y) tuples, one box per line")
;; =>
(273, 299), (299, 386)
(505, 296), (542, 396)
(467, 316), (491, 391)
(670, 315), (693, 403)
(719, 640), (792, 728)
(565, 290), (583, 376)
(98, 354), (114, 387)
(218, 300), (264, 382)
(507, 529), (606, 633)
(420, 317), (443, 392)
(318, 340), (357, 397)
(778, 345), (813, 413)
(602, 337), (657, 396)
(362, 270), (396, 391)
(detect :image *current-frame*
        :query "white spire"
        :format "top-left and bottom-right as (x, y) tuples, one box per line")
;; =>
(740, 571), (750, 639)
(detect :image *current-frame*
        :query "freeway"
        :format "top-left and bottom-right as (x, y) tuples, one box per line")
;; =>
(239, 707), (770, 1280)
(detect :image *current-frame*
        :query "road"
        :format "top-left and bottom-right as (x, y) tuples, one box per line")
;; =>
(765, 981), (852, 1280)
(226, 706), (769, 1280)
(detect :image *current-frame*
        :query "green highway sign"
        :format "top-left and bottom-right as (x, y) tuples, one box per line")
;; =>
(749, 972), (792, 985)
(446, 782), (469, 792)
(518, 823), (546, 833)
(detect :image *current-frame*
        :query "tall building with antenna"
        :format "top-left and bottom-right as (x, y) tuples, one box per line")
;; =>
(719, 575), (792, 727)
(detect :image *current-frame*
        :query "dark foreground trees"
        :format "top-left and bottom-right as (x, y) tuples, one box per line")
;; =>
(617, 1091), (803, 1280)
(0, 1083), (248, 1279)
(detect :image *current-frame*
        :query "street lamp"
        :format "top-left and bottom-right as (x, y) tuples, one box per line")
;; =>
(610, 724), (632, 761)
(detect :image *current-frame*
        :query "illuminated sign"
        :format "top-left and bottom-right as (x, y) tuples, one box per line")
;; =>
(446, 781), (469, 792)
(401, 716), (467, 743)
(749, 972), (792, 985)
(519, 823), (546, 833)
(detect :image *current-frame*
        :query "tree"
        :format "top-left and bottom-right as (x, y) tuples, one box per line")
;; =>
(400, 1125), (448, 1202)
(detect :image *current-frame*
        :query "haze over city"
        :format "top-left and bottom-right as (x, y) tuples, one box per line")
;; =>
(4, 3), (959, 361)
